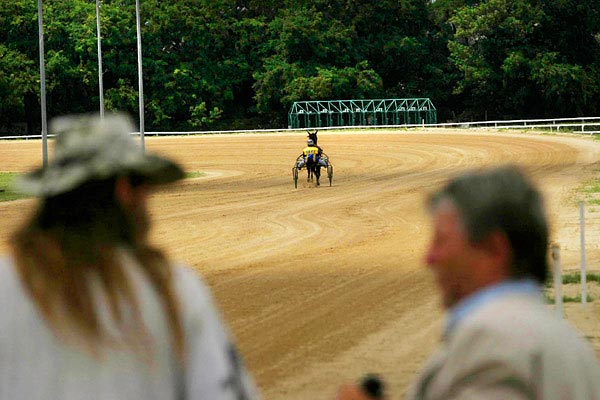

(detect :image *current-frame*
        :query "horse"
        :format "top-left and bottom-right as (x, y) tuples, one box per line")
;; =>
(307, 129), (319, 146)
(305, 129), (323, 185)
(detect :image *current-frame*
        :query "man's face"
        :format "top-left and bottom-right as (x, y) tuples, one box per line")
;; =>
(425, 199), (481, 309)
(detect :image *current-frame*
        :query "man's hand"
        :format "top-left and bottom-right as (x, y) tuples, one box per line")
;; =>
(335, 383), (373, 400)
(335, 375), (385, 400)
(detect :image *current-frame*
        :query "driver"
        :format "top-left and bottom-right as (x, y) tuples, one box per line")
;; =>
(297, 138), (328, 171)
(297, 138), (320, 169)
(303, 138), (321, 165)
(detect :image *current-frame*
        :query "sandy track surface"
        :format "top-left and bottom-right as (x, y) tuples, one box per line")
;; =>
(1, 129), (599, 399)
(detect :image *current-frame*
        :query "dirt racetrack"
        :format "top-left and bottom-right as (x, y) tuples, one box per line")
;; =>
(1, 129), (600, 399)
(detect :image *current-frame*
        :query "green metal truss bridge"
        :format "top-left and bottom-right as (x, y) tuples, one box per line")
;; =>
(288, 98), (436, 129)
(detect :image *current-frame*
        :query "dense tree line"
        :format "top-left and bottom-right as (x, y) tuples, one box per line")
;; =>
(1, 0), (599, 134)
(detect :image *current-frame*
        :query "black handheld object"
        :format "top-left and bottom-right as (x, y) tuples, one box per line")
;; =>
(360, 374), (384, 399)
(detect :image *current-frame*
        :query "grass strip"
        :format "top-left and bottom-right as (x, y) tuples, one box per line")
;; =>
(186, 171), (205, 178)
(0, 173), (28, 202)
(545, 294), (594, 304)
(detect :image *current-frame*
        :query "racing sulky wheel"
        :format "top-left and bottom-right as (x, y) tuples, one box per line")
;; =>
(320, 153), (333, 187)
(292, 165), (299, 188)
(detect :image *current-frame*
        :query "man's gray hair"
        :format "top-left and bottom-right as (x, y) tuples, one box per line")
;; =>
(428, 165), (549, 283)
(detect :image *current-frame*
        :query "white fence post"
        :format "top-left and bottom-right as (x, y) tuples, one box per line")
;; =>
(552, 244), (563, 318)
(580, 201), (587, 307)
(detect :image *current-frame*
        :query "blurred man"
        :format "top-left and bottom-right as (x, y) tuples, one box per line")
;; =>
(1, 113), (259, 400)
(337, 165), (600, 400)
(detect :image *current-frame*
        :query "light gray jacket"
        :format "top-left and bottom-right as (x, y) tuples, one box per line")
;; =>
(406, 292), (600, 400)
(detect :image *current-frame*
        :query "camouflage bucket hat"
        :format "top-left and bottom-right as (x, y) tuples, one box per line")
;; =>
(15, 113), (185, 197)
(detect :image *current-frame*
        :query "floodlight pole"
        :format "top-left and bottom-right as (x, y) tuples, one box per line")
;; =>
(580, 201), (587, 307)
(96, 0), (104, 119)
(37, 0), (48, 167)
(135, 0), (145, 150)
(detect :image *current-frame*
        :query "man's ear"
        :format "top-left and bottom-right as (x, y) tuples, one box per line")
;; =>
(114, 176), (135, 209)
(479, 231), (512, 276)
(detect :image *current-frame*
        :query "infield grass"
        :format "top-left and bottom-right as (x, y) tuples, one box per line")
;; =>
(544, 272), (600, 304)
(545, 293), (594, 304)
(186, 171), (205, 178)
(0, 173), (27, 202)
(583, 181), (600, 206)
(0, 171), (205, 202)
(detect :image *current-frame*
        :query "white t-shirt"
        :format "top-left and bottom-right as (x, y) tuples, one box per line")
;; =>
(0, 254), (259, 400)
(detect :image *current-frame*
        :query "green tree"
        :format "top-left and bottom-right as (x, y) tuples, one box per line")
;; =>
(40, 0), (99, 116)
(3, 0), (600, 131)
(281, 61), (383, 104)
(110, 0), (270, 130)
(253, 4), (382, 126)
(0, 45), (37, 132)
(448, 0), (600, 120)
(0, 1), (40, 133)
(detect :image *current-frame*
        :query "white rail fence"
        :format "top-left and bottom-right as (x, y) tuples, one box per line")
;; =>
(436, 116), (600, 134)
(2, 116), (600, 140)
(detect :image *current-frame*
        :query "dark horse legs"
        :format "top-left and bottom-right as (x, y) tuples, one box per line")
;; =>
(315, 166), (320, 185)
(307, 163), (321, 185)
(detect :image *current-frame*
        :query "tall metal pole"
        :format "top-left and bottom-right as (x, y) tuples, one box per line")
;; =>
(135, 0), (145, 150)
(96, 0), (104, 119)
(551, 244), (563, 319)
(37, 0), (48, 167)
(580, 201), (587, 307)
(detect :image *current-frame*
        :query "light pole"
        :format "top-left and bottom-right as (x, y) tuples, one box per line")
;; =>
(96, 0), (104, 119)
(135, 0), (145, 150)
(37, 0), (48, 167)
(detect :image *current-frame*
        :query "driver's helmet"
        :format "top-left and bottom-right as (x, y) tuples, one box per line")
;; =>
(307, 139), (314, 146)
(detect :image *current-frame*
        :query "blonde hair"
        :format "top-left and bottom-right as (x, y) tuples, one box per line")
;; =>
(11, 177), (185, 361)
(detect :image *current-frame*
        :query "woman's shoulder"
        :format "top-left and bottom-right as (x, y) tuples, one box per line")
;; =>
(170, 263), (216, 311)
(0, 256), (19, 289)
(0, 256), (33, 312)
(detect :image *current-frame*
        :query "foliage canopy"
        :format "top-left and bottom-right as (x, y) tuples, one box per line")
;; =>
(1, 0), (599, 133)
